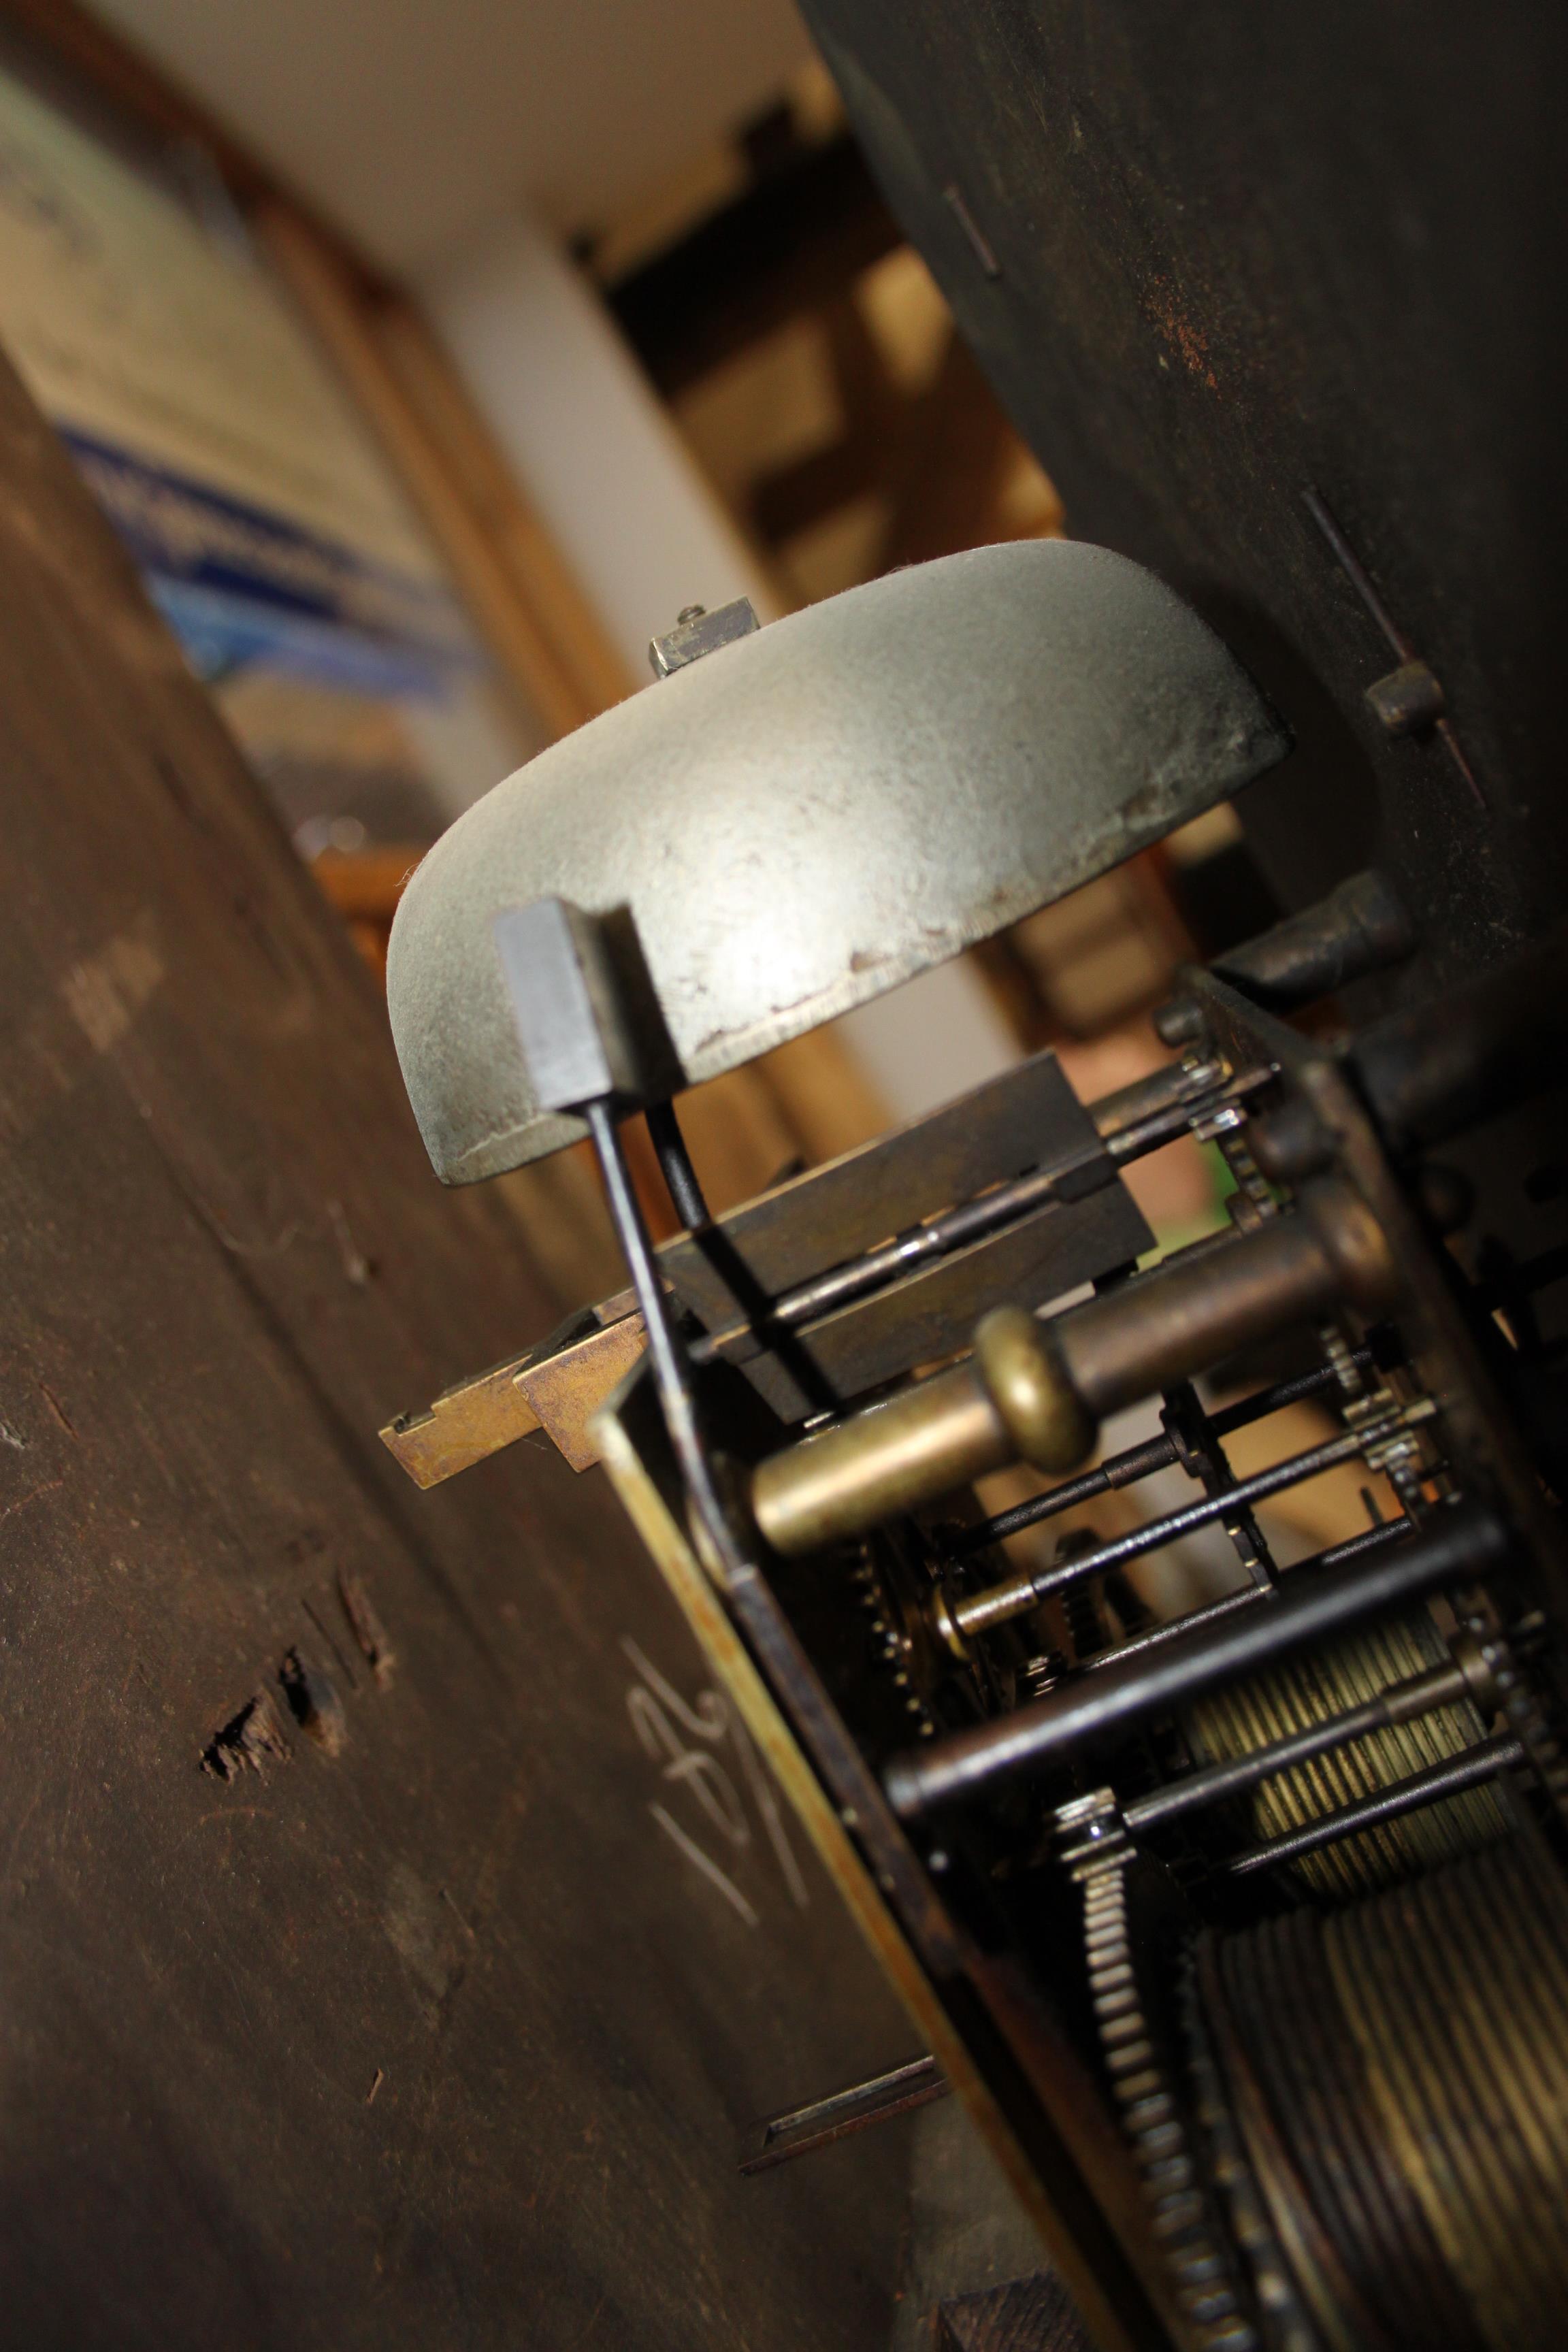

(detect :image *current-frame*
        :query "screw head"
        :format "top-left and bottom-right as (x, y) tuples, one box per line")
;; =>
(1154, 997), (1207, 1048)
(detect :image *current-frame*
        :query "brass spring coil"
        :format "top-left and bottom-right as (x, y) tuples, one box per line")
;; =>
(1196, 1832), (1568, 2352)
(1187, 1607), (1510, 1897)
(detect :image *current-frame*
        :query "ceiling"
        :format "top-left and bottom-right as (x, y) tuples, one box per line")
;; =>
(88, 0), (815, 271)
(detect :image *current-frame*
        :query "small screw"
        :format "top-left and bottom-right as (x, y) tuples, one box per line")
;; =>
(1366, 658), (1446, 740)
(1154, 998), (1207, 1048)
(676, 604), (706, 625)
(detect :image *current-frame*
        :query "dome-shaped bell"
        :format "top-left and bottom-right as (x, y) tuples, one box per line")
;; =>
(387, 538), (1288, 1182)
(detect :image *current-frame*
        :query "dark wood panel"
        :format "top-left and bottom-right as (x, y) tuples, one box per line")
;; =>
(803, 0), (1568, 985)
(941, 2274), (1090, 2351)
(0, 348), (913, 2348)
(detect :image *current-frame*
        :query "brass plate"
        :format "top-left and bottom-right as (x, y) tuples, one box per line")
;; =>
(381, 1310), (645, 1484)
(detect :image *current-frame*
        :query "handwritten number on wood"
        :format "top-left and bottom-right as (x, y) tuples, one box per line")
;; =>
(622, 1636), (810, 1925)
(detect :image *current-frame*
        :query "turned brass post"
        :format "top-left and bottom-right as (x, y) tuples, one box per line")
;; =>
(749, 1305), (1091, 1560)
(748, 1181), (1396, 1559)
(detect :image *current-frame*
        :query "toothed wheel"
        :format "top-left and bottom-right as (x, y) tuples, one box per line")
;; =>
(850, 1537), (938, 1737)
(1059, 1794), (1260, 2352)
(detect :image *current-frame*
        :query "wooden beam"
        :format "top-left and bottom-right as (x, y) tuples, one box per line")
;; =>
(750, 293), (902, 545)
(257, 203), (600, 742)
(877, 328), (1021, 573)
(605, 133), (902, 396)
(752, 432), (879, 547)
(374, 301), (634, 716)
(310, 845), (427, 924)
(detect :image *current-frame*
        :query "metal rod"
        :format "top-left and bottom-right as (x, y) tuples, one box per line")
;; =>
(1431, 716), (1488, 813)
(487, 918), (968, 1972)
(883, 1504), (1507, 1820)
(645, 1098), (710, 1232)
(1303, 487), (1485, 811)
(585, 1100), (727, 1550)
(951, 1433), (1178, 1555)
(1054, 1183), (1394, 1418)
(1207, 1350), (1375, 1437)
(765, 1145), (1105, 1330)
(1125, 1652), (1470, 1833)
(1098, 1066), (1273, 1166)
(1087, 1582), (1271, 1663)
(1088, 1055), (1224, 1141)
(949, 1349), (1378, 1558)
(1302, 487), (1411, 659)
(952, 1424), (1384, 1639)
(740, 2055), (950, 2174)
(587, 1101), (970, 1976)
(762, 2053), (941, 2140)
(751, 1182), (1396, 1561)
(723, 1058), (1272, 1342)
(1081, 1518), (1413, 1677)
(1226, 1733), (1524, 1876)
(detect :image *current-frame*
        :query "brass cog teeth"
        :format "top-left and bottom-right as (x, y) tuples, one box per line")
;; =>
(1491, 1649), (1568, 1823)
(1073, 1842), (1260, 2351)
(849, 1535), (945, 1731)
(1152, 2195), (1209, 2236)
(1107, 2040), (1157, 2075)
(1194, 1830), (1568, 2352)
(1177, 2281), (1232, 2316)
(1186, 1605), (1514, 1897)
(1180, 1946), (1327, 2352)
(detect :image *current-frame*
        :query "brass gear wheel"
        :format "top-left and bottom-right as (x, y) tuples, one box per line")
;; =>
(1059, 1793), (1258, 2352)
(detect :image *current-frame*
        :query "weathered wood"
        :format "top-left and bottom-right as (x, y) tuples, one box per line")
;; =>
(877, 331), (1021, 574)
(0, 344), (915, 2346)
(941, 2274), (1090, 2352)
(751, 294), (903, 545)
(803, 0), (1568, 977)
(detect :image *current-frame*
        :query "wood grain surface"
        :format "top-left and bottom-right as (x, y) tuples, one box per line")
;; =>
(0, 340), (915, 2350)
(941, 2275), (1090, 2352)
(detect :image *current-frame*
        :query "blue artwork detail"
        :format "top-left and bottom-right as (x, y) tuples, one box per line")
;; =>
(62, 429), (480, 699)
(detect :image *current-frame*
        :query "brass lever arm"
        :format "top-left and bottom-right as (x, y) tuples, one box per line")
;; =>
(380, 1305), (645, 1486)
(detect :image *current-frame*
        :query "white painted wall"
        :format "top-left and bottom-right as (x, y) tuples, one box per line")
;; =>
(835, 960), (1022, 1126)
(414, 209), (1022, 1133)
(416, 210), (780, 683)
(92, 0), (813, 269)
(94, 0), (1021, 1135)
